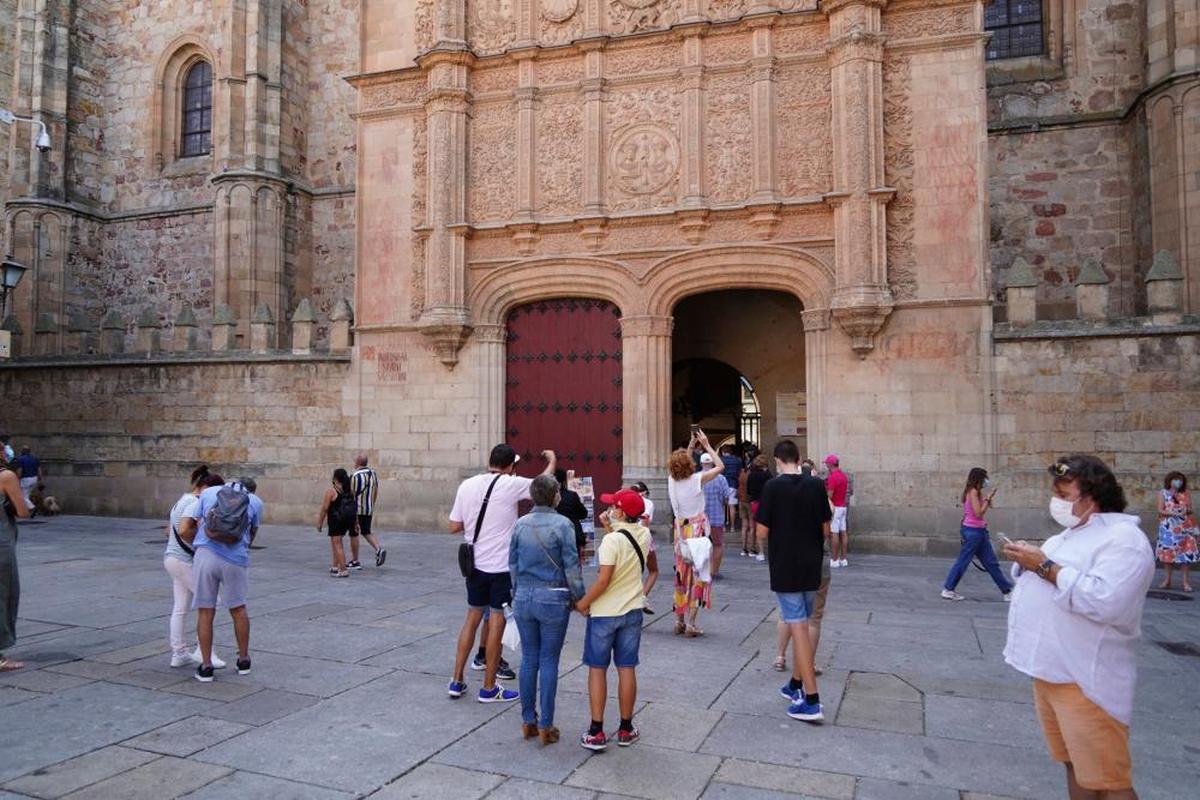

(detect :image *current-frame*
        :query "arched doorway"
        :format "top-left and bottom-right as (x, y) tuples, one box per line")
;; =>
(671, 289), (807, 455)
(504, 298), (624, 495)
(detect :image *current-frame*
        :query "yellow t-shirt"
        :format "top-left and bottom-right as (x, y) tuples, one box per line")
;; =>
(591, 523), (652, 618)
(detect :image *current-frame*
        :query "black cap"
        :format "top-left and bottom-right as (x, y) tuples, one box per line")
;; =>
(489, 443), (519, 469)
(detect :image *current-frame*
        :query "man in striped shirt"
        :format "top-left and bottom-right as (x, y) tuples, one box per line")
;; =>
(349, 455), (387, 569)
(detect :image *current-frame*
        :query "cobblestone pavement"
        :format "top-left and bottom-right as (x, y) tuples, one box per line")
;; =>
(2, 515), (1197, 799)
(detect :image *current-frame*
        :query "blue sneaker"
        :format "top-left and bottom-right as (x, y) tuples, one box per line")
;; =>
(787, 698), (824, 723)
(779, 683), (804, 703)
(447, 680), (467, 699)
(478, 684), (519, 704)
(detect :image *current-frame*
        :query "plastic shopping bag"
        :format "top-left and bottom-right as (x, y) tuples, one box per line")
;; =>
(500, 603), (521, 652)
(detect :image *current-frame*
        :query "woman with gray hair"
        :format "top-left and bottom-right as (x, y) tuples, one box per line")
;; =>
(508, 474), (586, 745)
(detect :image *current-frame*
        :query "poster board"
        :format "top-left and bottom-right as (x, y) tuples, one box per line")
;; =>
(776, 391), (807, 436)
(567, 473), (597, 565)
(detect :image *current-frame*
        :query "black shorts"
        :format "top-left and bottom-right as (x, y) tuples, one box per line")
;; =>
(466, 569), (512, 610)
(353, 514), (372, 537)
(328, 526), (349, 538)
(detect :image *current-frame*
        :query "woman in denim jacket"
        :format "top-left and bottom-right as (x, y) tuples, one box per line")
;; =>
(509, 474), (586, 745)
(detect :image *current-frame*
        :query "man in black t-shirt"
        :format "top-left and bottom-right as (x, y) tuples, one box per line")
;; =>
(754, 439), (832, 724)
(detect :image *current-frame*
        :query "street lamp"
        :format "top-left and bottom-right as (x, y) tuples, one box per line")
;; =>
(1, 258), (28, 319)
(0, 108), (52, 153)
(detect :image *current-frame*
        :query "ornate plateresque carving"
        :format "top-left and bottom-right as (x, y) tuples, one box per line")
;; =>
(540, 0), (583, 46)
(883, 56), (917, 300)
(537, 99), (585, 216)
(541, 0), (578, 23)
(608, 0), (681, 36)
(468, 104), (518, 222)
(469, 0), (516, 54)
(415, 0), (435, 51)
(705, 73), (753, 205)
(605, 89), (681, 211)
(411, 118), (429, 322)
(776, 64), (832, 198)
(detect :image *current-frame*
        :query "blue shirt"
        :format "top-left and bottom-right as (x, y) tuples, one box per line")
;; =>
(189, 485), (263, 567)
(14, 454), (39, 478)
(720, 454), (741, 488)
(703, 475), (731, 524)
(508, 506), (585, 600)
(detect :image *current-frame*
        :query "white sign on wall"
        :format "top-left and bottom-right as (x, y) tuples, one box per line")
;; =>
(0, 329), (10, 359)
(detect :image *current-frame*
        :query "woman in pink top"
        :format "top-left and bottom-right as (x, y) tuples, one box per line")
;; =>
(941, 467), (1013, 601)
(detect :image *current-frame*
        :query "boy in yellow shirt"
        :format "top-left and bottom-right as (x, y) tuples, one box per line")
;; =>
(575, 488), (659, 751)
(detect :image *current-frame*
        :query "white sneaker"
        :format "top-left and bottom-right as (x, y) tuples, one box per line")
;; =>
(1002, 592), (1012, 603)
(170, 652), (193, 668)
(191, 647), (227, 669)
(755, 554), (765, 562)
(839, 559), (848, 568)
(830, 558), (839, 569)
(941, 589), (965, 601)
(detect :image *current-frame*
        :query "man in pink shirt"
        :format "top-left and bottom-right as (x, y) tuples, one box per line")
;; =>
(824, 455), (850, 568)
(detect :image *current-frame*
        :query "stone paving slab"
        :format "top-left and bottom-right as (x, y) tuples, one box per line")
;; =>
(2, 745), (159, 799)
(2, 515), (1197, 800)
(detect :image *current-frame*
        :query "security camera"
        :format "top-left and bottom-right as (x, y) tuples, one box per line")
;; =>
(35, 124), (51, 153)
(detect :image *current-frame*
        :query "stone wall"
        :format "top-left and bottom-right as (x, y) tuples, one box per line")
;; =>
(0, 356), (354, 524)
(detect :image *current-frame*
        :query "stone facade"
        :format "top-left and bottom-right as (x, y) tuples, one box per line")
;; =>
(1, 1), (1198, 550)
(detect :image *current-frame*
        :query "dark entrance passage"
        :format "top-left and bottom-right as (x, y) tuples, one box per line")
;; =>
(505, 299), (623, 494)
(672, 289), (806, 454)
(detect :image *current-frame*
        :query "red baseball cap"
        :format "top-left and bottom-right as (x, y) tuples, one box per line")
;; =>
(600, 488), (645, 520)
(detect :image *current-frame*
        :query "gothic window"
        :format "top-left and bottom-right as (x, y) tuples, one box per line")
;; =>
(180, 61), (212, 158)
(985, 1), (1045, 60)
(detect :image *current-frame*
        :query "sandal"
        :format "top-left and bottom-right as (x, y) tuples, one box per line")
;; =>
(0, 656), (24, 672)
(685, 625), (704, 638)
(772, 656), (786, 672)
(674, 619), (686, 636)
(334, 570), (350, 578)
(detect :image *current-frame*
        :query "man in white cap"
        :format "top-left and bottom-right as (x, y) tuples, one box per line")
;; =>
(700, 453), (731, 578)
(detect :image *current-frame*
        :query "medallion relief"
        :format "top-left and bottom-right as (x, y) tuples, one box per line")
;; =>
(539, 0), (583, 47)
(540, 0), (578, 23)
(608, 0), (681, 36)
(609, 124), (680, 196)
(469, 0), (516, 54)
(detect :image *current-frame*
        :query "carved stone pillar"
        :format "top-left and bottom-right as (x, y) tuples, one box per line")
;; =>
(679, 32), (706, 210)
(212, 176), (287, 346)
(620, 315), (674, 516)
(748, 19), (777, 205)
(801, 308), (831, 461)
(290, 298), (316, 354)
(100, 311), (126, 355)
(418, 50), (474, 366)
(329, 299), (354, 350)
(34, 313), (57, 356)
(174, 307), (201, 352)
(581, 44), (606, 217)
(475, 323), (509, 463)
(824, 0), (894, 357)
(136, 309), (162, 353)
(250, 303), (275, 353)
(212, 305), (239, 351)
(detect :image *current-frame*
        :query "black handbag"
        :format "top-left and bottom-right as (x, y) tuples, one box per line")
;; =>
(459, 474), (502, 578)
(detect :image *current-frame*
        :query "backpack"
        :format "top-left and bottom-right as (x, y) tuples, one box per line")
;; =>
(331, 490), (358, 532)
(204, 486), (251, 545)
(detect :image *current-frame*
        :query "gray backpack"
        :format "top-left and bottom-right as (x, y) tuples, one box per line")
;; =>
(205, 486), (250, 545)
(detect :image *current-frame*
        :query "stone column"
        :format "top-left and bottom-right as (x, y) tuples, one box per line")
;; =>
(679, 31), (706, 210)
(1005, 256), (1038, 324)
(136, 309), (162, 353)
(802, 309), (831, 462)
(100, 311), (126, 355)
(417, 48), (474, 366)
(329, 299), (354, 350)
(824, 0), (894, 357)
(68, 312), (95, 355)
(1146, 249), (1185, 319)
(173, 307), (201, 352)
(212, 304), (239, 351)
(34, 313), (57, 356)
(1074, 259), (1111, 321)
(512, 53), (540, 255)
(620, 315), (674, 522)
(291, 298), (316, 354)
(475, 323), (509, 464)
(250, 303), (275, 353)
(579, 43), (608, 248)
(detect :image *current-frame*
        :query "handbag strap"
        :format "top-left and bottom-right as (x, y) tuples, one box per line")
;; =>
(532, 529), (564, 579)
(172, 525), (195, 557)
(617, 528), (646, 574)
(472, 474), (504, 545)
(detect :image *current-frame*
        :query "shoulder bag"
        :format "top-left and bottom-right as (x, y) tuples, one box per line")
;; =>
(459, 475), (502, 577)
(616, 527), (646, 574)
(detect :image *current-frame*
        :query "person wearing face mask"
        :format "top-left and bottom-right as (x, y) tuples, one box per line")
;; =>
(941, 467), (1012, 601)
(1155, 471), (1196, 592)
(1003, 455), (1154, 800)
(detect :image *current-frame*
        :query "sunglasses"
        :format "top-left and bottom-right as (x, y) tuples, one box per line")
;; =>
(1050, 462), (1072, 477)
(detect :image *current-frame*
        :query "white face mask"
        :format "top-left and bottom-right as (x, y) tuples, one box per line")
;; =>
(1049, 496), (1081, 528)
(1171, 479), (1183, 491)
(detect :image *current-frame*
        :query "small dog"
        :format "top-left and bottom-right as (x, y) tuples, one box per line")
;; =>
(29, 484), (60, 516)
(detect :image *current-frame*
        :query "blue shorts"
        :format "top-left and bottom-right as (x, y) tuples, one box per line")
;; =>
(776, 591), (818, 624)
(583, 609), (643, 669)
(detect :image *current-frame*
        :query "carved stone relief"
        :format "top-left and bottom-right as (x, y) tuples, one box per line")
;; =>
(608, 0), (681, 36)
(774, 22), (829, 56)
(411, 118), (429, 321)
(471, 64), (519, 95)
(705, 73), (753, 205)
(468, 103), (518, 222)
(360, 81), (425, 113)
(883, 6), (976, 40)
(706, 0), (747, 23)
(882, 56), (917, 300)
(704, 32), (752, 66)
(415, 0), (435, 51)
(537, 99), (584, 217)
(539, 0), (583, 46)
(776, 64), (832, 198)
(469, 0), (517, 54)
(606, 42), (678, 77)
(605, 89), (681, 212)
(537, 57), (584, 86)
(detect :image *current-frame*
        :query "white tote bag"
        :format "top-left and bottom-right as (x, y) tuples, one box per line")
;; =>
(500, 603), (521, 652)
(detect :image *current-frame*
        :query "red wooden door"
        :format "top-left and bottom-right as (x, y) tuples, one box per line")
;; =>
(506, 299), (623, 496)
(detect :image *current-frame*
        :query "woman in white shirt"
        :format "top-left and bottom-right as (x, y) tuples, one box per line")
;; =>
(667, 430), (725, 637)
(1002, 455), (1153, 799)
(165, 466), (226, 669)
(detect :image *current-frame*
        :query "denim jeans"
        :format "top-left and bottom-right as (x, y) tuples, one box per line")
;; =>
(944, 525), (1013, 594)
(513, 585), (572, 727)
